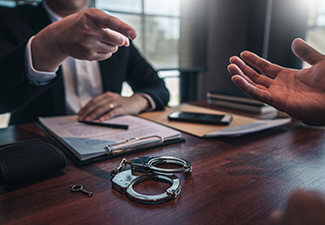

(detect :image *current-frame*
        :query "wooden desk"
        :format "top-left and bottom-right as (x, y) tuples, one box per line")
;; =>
(1, 104), (325, 225)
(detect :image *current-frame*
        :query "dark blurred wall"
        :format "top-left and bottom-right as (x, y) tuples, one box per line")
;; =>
(179, 0), (208, 69)
(180, 0), (309, 101)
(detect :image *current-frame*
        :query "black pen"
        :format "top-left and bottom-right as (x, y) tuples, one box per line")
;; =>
(78, 120), (129, 130)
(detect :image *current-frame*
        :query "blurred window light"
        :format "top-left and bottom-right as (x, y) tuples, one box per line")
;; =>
(319, 1), (325, 14)
(304, 0), (325, 68)
(0, 113), (11, 129)
(144, 0), (180, 17)
(0, 0), (42, 7)
(0, 0), (16, 7)
(121, 82), (134, 97)
(96, 0), (142, 13)
(159, 70), (180, 106)
(121, 70), (180, 107)
(96, 0), (181, 106)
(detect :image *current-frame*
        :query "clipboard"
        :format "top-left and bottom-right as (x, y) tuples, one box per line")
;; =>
(37, 115), (184, 166)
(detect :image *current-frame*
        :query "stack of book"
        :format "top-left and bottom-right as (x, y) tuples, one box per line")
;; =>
(207, 90), (277, 114)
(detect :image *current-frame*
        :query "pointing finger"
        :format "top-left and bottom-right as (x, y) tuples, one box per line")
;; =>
(90, 8), (137, 40)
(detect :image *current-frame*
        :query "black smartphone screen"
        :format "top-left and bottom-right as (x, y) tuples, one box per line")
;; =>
(168, 111), (232, 125)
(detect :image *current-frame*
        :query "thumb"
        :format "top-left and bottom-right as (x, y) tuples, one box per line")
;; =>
(291, 38), (323, 66)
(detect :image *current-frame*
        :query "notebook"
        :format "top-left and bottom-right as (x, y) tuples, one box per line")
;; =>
(207, 90), (277, 114)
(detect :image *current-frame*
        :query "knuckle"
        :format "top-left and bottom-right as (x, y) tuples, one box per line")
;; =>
(111, 94), (119, 101)
(105, 92), (112, 97)
(111, 45), (118, 53)
(78, 43), (96, 60)
(82, 8), (97, 18)
(99, 105), (108, 112)
(108, 110), (118, 118)
(105, 53), (113, 59)
(116, 36), (125, 46)
(262, 63), (270, 73)
(102, 45), (118, 55)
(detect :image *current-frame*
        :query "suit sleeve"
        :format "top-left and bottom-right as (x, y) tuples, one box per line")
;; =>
(0, 6), (56, 114)
(125, 43), (170, 110)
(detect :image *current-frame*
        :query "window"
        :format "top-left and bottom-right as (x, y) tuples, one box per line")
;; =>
(0, 0), (40, 7)
(0, 0), (16, 7)
(304, 0), (325, 68)
(96, 0), (181, 106)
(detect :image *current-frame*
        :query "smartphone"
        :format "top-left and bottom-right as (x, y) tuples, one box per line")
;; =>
(168, 111), (233, 125)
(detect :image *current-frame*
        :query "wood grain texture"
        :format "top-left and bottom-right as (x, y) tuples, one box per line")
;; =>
(1, 104), (325, 225)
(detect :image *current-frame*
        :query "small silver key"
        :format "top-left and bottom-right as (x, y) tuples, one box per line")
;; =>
(70, 184), (93, 197)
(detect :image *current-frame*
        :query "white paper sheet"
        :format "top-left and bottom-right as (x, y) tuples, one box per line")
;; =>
(39, 115), (181, 160)
(204, 118), (291, 137)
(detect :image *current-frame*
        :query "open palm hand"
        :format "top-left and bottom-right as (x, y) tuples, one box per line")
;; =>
(228, 38), (325, 125)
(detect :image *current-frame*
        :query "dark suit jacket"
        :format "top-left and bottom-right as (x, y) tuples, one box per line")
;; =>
(0, 3), (169, 125)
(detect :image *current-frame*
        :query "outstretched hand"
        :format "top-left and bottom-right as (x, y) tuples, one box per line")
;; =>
(32, 8), (137, 72)
(228, 38), (325, 125)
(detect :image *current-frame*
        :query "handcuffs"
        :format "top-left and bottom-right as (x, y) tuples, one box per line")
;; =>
(110, 156), (192, 204)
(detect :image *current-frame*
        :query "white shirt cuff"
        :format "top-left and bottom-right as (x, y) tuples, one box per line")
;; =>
(25, 36), (58, 85)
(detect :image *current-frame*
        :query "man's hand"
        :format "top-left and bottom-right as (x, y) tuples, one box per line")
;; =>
(228, 38), (325, 125)
(31, 8), (136, 72)
(77, 92), (149, 122)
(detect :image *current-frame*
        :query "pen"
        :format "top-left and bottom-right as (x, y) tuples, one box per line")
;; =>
(78, 121), (129, 130)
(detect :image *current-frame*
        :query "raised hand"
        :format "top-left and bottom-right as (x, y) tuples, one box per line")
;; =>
(31, 8), (136, 72)
(228, 38), (325, 125)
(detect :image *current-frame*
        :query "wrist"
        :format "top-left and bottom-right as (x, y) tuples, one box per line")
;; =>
(31, 24), (68, 72)
(132, 93), (150, 112)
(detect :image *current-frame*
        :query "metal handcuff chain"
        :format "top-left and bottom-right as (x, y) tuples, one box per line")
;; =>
(110, 156), (192, 204)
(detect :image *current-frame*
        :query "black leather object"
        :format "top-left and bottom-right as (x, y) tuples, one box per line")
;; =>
(0, 139), (66, 186)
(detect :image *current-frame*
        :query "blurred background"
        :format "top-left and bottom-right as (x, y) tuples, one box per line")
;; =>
(1, 0), (324, 127)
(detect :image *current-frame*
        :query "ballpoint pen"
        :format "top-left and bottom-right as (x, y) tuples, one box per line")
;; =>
(78, 120), (129, 130)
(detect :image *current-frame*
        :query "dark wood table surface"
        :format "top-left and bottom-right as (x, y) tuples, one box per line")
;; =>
(1, 102), (325, 225)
